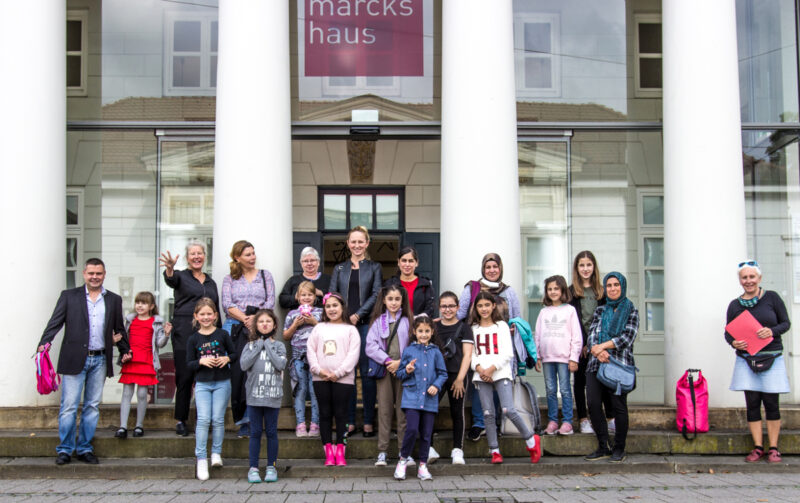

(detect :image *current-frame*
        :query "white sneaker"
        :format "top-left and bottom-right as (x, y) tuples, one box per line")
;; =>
(405, 456), (415, 466)
(375, 452), (387, 466)
(450, 448), (465, 465)
(210, 453), (223, 467)
(580, 419), (594, 434)
(427, 446), (440, 464)
(417, 462), (433, 481)
(608, 418), (616, 433)
(196, 459), (209, 481)
(394, 458), (407, 480)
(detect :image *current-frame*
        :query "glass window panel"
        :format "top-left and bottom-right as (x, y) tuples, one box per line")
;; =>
(376, 195), (399, 230)
(323, 194), (347, 229)
(638, 23), (662, 53)
(646, 302), (665, 331)
(66, 238), (78, 268)
(67, 56), (82, 87)
(643, 238), (664, 267)
(173, 21), (201, 52)
(329, 76), (357, 87)
(211, 21), (218, 52)
(639, 58), (663, 89)
(366, 76), (394, 87)
(524, 23), (551, 53)
(66, 271), (77, 289)
(645, 270), (664, 299)
(350, 195), (373, 229)
(642, 195), (664, 225)
(66, 20), (82, 51)
(525, 58), (552, 89)
(67, 195), (79, 225)
(173, 56), (201, 87)
(210, 56), (218, 88)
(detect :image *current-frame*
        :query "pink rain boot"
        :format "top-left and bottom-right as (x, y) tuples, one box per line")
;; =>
(324, 443), (335, 466)
(335, 443), (346, 466)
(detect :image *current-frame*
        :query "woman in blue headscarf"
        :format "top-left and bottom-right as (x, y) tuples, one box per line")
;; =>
(583, 272), (638, 463)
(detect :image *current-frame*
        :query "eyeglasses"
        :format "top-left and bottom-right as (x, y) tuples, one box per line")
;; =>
(738, 260), (759, 269)
(439, 304), (458, 310)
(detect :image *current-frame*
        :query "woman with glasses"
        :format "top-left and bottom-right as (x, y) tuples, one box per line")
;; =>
(383, 246), (435, 318)
(725, 260), (791, 464)
(278, 247), (331, 310)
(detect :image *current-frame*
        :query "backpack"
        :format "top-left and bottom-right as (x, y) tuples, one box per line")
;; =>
(500, 377), (542, 436)
(675, 369), (709, 440)
(35, 343), (60, 395)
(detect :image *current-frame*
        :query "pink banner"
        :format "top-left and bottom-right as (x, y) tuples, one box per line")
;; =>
(305, 0), (423, 77)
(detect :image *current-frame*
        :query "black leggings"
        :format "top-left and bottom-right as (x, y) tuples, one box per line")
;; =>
(574, 355), (613, 420)
(586, 371), (629, 452)
(437, 372), (467, 449)
(744, 391), (780, 422)
(314, 381), (353, 445)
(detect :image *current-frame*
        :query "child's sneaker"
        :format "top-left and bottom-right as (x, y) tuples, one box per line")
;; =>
(417, 462), (433, 481)
(210, 453), (223, 467)
(308, 422), (320, 437)
(264, 465), (278, 482)
(393, 458), (407, 480)
(196, 459), (209, 481)
(375, 452), (387, 466)
(558, 422), (574, 435)
(295, 423), (308, 437)
(544, 420), (559, 435)
(580, 419), (594, 434)
(527, 434), (542, 464)
(427, 446), (440, 464)
(450, 448), (465, 465)
(491, 451), (504, 464)
(247, 467), (261, 483)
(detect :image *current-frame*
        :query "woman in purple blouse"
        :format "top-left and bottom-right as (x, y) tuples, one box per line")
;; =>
(221, 239), (275, 437)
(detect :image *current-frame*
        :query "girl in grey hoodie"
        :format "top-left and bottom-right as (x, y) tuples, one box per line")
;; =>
(240, 309), (286, 483)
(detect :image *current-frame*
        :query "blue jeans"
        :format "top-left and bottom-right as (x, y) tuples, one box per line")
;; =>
(194, 379), (231, 459)
(57, 354), (106, 455)
(248, 405), (279, 468)
(293, 359), (319, 425)
(543, 362), (574, 423)
(348, 324), (376, 426)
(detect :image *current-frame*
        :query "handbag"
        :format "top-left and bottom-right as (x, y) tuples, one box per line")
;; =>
(597, 355), (638, 395)
(743, 352), (779, 373)
(367, 319), (400, 379)
(34, 343), (61, 395)
(675, 368), (709, 440)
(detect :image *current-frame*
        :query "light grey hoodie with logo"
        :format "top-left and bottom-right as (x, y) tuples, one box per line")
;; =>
(240, 336), (287, 408)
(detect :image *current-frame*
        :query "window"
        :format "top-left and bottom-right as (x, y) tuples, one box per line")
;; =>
(164, 12), (218, 95)
(67, 10), (88, 96)
(319, 188), (403, 232)
(322, 76), (401, 97)
(638, 189), (664, 335)
(514, 13), (560, 97)
(66, 189), (84, 288)
(635, 14), (662, 97)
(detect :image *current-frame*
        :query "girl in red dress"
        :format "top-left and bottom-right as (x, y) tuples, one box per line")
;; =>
(116, 292), (171, 439)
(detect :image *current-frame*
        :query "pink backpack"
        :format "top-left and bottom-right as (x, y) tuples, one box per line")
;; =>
(35, 343), (61, 395)
(675, 369), (709, 439)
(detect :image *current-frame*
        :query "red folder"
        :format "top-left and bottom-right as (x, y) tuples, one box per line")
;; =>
(725, 310), (772, 356)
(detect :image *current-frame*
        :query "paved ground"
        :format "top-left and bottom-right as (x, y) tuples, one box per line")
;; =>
(1, 472), (799, 502)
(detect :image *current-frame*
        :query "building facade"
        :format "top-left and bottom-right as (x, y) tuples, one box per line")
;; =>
(2, 0), (799, 408)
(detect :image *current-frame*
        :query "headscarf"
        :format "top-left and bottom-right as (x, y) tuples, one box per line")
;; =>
(478, 253), (508, 295)
(599, 271), (634, 343)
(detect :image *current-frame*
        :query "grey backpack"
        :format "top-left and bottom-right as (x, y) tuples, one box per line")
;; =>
(500, 377), (542, 436)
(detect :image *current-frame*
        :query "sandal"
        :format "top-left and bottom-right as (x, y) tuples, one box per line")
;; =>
(767, 448), (782, 463)
(133, 427), (144, 437)
(745, 446), (765, 462)
(114, 427), (127, 440)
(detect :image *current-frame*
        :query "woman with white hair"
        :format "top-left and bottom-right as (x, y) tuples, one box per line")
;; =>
(725, 260), (791, 464)
(278, 247), (331, 309)
(160, 241), (220, 437)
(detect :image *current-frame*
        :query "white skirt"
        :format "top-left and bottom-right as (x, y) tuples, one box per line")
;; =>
(729, 354), (790, 394)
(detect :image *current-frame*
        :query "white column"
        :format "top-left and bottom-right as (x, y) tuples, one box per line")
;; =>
(663, 0), (746, 406)
(0, 3), (65, 406)
(440, 0), (522, 294)
(212, 0), (294, 300)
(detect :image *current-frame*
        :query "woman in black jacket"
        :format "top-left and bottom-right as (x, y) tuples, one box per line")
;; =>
(329, 225), (383, 436)
(384, 246), (435, 318)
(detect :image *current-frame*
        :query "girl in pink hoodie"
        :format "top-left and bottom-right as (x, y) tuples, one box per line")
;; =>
(534, 275), (582, 436)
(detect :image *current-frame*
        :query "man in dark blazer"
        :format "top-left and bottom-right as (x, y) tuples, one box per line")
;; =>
(38, 258), (131, 465)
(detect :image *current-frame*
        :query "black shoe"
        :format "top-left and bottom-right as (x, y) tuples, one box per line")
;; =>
(362, 428), (375, 438)
(585, 448), (612, 461)
(467, 426), (485, 442)
(176, 421), (188, 437)
(114, 427), (127, 439)
(55, 452), (71, 465)
(77, 452), (99, 464)
(133, 427), (144, 438)
(609, 450), (627, 463)
(344, 425), (359, 439)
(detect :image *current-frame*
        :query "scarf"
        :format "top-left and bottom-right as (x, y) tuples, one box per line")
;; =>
(599, 271), (634, 344)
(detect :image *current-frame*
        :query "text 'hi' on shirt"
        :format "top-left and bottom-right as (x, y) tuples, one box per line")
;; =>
(186, 328), (237, 382)
(470, 322), (514, 382)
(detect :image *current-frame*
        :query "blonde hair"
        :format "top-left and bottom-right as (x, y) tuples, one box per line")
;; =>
(347, 226), (371, 260)
(191, 297), (218, 329)
(229, 240), (254, 280)
(296, 280), (317, 299)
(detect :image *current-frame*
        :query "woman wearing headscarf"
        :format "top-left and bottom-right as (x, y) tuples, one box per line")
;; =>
(583, 272), (638, 463)
(725, 260), (790, 463)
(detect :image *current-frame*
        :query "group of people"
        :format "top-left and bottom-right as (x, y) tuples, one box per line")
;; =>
(36, 226), (792, 482)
